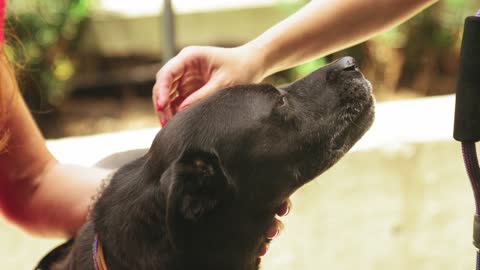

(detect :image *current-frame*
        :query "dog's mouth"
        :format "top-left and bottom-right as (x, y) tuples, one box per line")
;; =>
(286, 62), (375, 184)
(326, 67), (375, 160)
(327, 96), (374, 178)
(292, 103), (374, 187)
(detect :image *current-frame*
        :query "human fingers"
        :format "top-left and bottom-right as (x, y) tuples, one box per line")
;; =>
(276, 199), (291, 217)
(177, 78), (225, 111)
(258, 242), (269, 257)
(265, 218), (284, 240)
(153, 56), (187, 115)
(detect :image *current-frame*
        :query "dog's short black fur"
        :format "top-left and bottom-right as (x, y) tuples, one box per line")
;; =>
(37, 57), (374, 270)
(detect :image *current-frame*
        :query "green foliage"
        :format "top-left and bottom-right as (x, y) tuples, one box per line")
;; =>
(7, 0), (90, 106)
(285, 1), (478, 96)
(291, 57), (327, 78)
(8, 0), (480, 105)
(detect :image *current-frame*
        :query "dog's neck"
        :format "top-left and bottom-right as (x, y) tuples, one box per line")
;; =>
(93, 194), (264, 270)
(90, 159), (265, 270)
(90, 158), (175, 269)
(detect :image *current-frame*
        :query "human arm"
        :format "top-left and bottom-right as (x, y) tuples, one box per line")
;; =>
(0, 52), (111, 238)
(153, 0), (437, 123)
(244, 0), (437, 77)
(0, 48), (285, 246)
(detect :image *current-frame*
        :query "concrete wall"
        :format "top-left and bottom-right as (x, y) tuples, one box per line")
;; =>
(80, 1), (303, 57)
(263, 140), (473, 270)
(1, 95), (476, 269)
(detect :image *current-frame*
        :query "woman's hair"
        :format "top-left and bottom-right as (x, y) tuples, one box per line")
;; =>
(0, 0), (8, 152)
(0, 45), (19, 152)
(0, 48), (10, 151)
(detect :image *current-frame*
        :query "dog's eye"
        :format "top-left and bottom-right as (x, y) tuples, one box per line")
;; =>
(276, 96), (287, 107)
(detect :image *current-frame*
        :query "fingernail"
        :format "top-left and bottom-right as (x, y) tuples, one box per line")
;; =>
(258, 243), (268, 256)
(272, 228), (279, 238)
(156, 102), (163, 112)
(179, 103), (191, 111)
(266, 226), (279, 239)
(160, 118), (166, 127)
(277, 203), (290, 216)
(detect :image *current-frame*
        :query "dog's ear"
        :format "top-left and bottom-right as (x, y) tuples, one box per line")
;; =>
(166, 149), (233, 222)
(165, 149), (233, 249)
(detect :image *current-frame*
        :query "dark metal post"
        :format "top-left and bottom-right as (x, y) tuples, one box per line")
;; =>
(454, 9), (480, 270)
(162, 0), (176, 63)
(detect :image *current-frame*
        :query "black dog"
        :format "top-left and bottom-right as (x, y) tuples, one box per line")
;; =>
(36, 56), (374, 270)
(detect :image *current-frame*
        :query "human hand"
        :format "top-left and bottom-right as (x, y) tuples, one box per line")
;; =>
(152, 45), (265, 126)
(257, 199), (291, 262)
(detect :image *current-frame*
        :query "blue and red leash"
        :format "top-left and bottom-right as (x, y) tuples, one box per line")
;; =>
(454, 9), (480, 270)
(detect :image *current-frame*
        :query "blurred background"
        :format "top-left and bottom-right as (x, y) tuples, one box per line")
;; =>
(1, 0), (479, 269)
(4, 0), (472, 138)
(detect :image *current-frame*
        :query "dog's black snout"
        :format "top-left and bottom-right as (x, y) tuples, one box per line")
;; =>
(284, 56), (364, 92)
(324, 56), (358, 81)
(335, 56), (357, 72)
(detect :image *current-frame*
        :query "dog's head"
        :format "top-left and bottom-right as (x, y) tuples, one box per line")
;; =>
(94, 57), (374, 269)
(154, 57), (372, 265)
(153, 56), (373, 210)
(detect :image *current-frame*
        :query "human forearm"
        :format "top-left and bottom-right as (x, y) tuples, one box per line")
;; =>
(0, 162), (110, 237)
(0, 52), (110, 237)
(153, 0), (437, 121)
(244, 0), (437, 78)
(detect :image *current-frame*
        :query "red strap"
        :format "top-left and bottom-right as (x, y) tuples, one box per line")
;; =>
(0, 0), (5, 44)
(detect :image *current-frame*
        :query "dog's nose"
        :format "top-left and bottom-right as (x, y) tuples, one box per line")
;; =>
(282, 56), (360, 92)
(334, 56), (357, 72)
(324, 56), (358, 81)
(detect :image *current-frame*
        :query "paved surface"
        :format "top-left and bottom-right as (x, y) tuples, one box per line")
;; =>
(262, 140), (472, 270)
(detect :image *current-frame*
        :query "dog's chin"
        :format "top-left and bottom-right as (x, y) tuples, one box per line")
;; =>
(353, 76), (372, 96)
(334, 96), (374, 156)
(313, 79), (374, 177)
(345, 70), (372, 92)
(364, 78), (373, 93)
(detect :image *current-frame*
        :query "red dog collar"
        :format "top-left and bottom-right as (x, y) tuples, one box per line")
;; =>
(93, 235), (108, 270)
